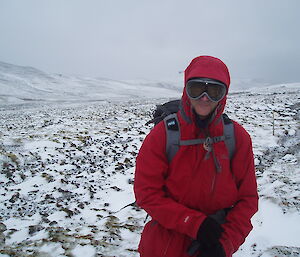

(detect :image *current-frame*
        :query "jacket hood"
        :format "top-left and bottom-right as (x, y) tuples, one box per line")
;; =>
(181, 56), (231, 126)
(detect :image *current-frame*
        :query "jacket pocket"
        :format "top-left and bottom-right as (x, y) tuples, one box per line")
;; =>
(138, 220), (173, 256)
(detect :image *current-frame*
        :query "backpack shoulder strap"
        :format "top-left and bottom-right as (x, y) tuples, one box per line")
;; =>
(163, 113), (180, 162)
(163, 113), (236, 162)
(222, 114), (235, 159)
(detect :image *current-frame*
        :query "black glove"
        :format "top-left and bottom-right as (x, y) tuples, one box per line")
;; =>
(198, 242), (226, 257)
(197, 217), (224, 249)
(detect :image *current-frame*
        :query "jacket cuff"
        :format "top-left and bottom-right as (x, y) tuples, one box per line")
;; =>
(220, 237), (234, 257)
(182, 214), (206, 239)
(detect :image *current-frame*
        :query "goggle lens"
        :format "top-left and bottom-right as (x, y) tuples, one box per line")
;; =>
(186, 80), (226, 102)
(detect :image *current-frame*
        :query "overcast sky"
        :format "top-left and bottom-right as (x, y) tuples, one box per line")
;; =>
(0, 0), (299, 83)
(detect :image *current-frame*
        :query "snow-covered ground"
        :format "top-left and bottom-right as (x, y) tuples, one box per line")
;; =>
(225, 85), (300, 257)
(0, 62), (299, 256)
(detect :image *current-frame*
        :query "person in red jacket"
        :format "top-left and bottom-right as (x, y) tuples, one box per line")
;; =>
(134, 56), (258, 257)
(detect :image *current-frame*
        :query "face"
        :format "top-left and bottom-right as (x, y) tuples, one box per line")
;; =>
(190, 94), (219, 119)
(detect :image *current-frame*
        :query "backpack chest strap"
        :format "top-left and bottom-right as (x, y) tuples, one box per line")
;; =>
(179, 136), (226, 146)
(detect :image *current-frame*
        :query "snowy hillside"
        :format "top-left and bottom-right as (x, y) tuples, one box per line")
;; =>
(0, 61), (271, 106)
(0, 62), (181, 105)
(0, 63), (300, 257)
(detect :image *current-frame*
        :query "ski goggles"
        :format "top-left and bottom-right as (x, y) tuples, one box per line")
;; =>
(186, 78), (227, 102)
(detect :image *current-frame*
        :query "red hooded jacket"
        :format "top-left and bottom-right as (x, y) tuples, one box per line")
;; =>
(134, 56), (258, 257)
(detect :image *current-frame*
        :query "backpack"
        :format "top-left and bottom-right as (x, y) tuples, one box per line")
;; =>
(147, 99), (235, 163)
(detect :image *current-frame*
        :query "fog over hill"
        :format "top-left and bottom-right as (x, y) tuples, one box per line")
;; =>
(0, 61), (277, 105)
(0, 61), (181, 105)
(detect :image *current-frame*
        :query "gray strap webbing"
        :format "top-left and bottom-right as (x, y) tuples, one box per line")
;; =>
(223, 116), (235, 159)
(163, 113), (180, 162)
(179, 138), (205, 146)
(179, 136), (226, 146)
(164, 113), (235, 162)
(179, 99), (192, 124)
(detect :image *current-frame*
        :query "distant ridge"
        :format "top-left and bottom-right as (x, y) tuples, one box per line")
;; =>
(0, 61), (298, 105)
(0, 61), (181, 105)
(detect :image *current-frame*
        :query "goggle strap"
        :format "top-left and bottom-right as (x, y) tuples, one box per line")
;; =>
(187, 78), (226, 87)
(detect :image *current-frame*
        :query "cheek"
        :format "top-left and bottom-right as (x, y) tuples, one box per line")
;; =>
(211, 102), (219, 109)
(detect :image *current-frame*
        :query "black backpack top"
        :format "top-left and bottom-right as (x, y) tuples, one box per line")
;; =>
(146, 99), (181, 126)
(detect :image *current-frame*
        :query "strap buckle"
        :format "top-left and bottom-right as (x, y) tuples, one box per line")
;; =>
(203, 137), (212, 152)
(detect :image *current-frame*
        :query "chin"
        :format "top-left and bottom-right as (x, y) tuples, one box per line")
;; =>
(195, 108), (211, 117)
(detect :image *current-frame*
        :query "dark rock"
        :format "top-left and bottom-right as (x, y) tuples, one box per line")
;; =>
(0, 223), (7, 232)
(28, 225), (44, 236)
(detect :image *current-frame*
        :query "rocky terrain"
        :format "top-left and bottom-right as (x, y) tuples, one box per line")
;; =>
(0, 84), (299, 257)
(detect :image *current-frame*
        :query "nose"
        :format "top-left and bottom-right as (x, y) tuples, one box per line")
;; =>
(199, 94), (210, 101)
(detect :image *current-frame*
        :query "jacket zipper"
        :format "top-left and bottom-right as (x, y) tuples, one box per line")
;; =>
(163, 234), (173, 256)
(202, 129), (217, 194)
(211, 172), (216, 192)
(193, 143), (202, 176)
(211, 171), (219, 194)
(193, 130), (204, 175)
